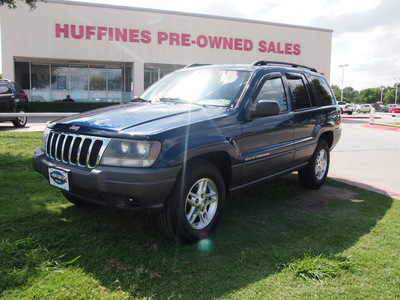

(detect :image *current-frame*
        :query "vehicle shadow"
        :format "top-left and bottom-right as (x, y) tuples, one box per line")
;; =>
(53, 176), (393, 299)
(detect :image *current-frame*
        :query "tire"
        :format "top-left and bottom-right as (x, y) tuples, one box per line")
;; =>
(157, 159), (225, 244)
(12, 109), (27, 127)
(356, 109), (360, 114)
(298, 139), (330, 189)
(347, 112), (353, 115)
(61, 190), (93, 207)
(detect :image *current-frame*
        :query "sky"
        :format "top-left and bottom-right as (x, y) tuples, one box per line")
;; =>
(5, 0), (400, 91)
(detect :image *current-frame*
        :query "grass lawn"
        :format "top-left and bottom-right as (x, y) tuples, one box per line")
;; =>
(1, 132), (399, 299)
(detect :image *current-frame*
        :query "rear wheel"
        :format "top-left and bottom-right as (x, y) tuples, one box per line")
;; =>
(157, 159), (225, 244)
(12, 109), (27, 127)
(298, 139), (330, 189)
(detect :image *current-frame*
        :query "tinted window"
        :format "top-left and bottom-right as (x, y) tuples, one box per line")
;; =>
(310, 76), (335, 106)
(0, 83), (12, 94)
(287, 77), (312, 110)
(13, 83), (25, 94)
(254, 77), (288, 112)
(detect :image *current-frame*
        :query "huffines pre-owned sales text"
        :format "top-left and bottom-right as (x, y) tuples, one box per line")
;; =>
(55, 24), (302, 55)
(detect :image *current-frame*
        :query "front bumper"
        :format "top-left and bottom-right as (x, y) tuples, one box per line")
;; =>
(32, 147), (181, 213)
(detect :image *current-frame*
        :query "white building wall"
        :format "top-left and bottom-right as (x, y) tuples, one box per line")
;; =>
(0, 0), (332, 96)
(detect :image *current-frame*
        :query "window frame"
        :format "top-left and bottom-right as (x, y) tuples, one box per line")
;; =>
(251, 72), (289, 114)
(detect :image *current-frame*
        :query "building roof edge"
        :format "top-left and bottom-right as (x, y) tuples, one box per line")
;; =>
(45, 0), (333, 33)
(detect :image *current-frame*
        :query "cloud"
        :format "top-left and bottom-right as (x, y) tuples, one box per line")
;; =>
(310, 0), (398, 34)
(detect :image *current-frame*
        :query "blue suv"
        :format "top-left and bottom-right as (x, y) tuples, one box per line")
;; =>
(33, 61), (341, 243)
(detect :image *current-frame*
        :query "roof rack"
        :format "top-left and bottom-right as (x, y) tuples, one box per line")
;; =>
(184, 63), (212, 68)
(250, 61), (318, 73)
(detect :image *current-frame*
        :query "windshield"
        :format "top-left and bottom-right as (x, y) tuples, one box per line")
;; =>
(141, 68), (251, 107)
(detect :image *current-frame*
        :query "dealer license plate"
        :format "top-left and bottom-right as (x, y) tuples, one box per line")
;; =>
(48, 167), (70, 191)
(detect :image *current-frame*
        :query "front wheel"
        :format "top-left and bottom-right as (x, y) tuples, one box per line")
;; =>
(157, 159), (225, 244)
(298, 139), (330, 189)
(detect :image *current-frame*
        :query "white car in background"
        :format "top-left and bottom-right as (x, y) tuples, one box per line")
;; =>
(356, 104), (373, 114)
(338, 101), (355, 115)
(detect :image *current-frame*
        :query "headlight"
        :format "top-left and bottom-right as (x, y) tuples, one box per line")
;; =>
(100, 139), (161, 167)
(40, 127), (51, 151)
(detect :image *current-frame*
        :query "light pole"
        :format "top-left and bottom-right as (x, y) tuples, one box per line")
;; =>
(395, 78), (399, 105)
(338, 64), (349, 102)
(380, 87), (384, 103)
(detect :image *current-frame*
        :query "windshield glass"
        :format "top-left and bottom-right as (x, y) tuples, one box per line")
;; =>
(141, 68), (251, 107)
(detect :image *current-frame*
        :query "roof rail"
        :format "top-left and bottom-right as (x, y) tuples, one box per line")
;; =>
(184, 63), (212, 68)
(250, 61), (318, 72)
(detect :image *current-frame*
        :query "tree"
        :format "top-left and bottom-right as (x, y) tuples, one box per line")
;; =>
(358, 88), (382, 104)
(331, 84), (360, 103)
(331, 84), (341, 101)
(382, 86), (397, 104)
(0, 0), (43, 9)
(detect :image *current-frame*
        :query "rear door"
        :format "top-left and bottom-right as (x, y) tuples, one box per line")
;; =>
(239, 72), (295, 185)
(0, 82), (14, 114)
(285, 73), (323, 167)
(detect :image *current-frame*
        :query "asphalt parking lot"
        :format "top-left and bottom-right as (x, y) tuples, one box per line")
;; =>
(1, 115), (399, 199)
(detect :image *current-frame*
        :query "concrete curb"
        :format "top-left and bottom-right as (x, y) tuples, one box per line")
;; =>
(329, 174), (400, 200)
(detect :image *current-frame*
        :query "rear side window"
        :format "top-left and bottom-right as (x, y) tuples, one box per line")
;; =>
(310, 76), (336, 106)
(287, 76), (313, 110)
(0, 83), (12, 94)
(13, 82), (25, 94)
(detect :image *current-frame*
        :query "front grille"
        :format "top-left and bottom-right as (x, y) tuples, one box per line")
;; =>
(46, 130), (111, 169)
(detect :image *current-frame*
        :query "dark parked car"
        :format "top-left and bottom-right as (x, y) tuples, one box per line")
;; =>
(32, 61), (342, 243)
(0, 79), (29, 127)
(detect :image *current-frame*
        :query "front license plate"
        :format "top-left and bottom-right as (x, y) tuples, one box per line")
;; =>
(48, 167), (70, 191)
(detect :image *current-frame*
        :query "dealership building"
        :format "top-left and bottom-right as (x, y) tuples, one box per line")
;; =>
(0, 0), (332, 103)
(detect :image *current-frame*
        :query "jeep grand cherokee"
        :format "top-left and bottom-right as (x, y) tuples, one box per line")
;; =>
(33, 61), (341, 243)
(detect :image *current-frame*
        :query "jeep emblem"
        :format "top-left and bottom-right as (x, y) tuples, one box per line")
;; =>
(69, 125), (80, 131)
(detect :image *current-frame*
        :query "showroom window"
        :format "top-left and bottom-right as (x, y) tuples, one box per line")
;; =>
(144, 63), (184, 90)
(14, 61), (132, 103)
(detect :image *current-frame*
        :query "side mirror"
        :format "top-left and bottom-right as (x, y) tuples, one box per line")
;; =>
(246, 100), (281, 119)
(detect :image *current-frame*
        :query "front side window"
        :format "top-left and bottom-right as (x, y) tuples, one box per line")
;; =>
(141, 69), (252, 107)
(253, 77), (288, 113)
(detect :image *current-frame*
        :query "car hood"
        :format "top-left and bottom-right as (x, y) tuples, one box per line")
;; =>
(49, 103), (229, 136)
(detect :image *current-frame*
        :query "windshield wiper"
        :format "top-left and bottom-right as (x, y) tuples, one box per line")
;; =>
(131, 97), (151, 103)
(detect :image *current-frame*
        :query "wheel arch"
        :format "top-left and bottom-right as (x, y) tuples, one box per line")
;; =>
(185, 151), (232, 194)
(319, 131), (334, 149)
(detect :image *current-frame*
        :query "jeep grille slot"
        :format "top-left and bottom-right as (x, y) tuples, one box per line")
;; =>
(46, 130), (111, 169)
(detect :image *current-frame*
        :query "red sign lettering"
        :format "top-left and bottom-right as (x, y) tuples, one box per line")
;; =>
(55, 24), (302, 56)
